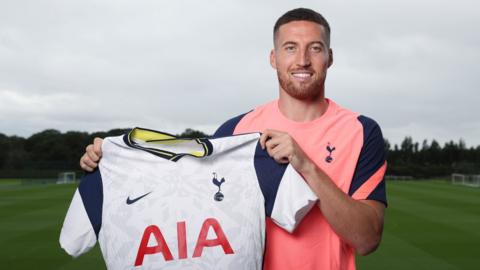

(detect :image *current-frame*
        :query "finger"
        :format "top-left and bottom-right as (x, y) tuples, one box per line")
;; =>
(80, 155), (95, 172)
(82, 153), (98, 169)
(79, 156), (87, 170)
(93, 137), (103, 157)
(266, 147), (279, 162)
(263, 135), (276, 158)
(86, 144), (100, 162)
(259, 132), (269, 150)
(265, 140), (280, 154)
(271, 152), (289, 164)
(82, 164), (94, 172)
(260, 129), (284, 149)
(264, 135), (285, 151)
(264, 139), (288, 163)
(270, 143), (292, 164)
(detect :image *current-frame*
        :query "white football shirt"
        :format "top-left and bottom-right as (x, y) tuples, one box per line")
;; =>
(60, 128), (317, 270)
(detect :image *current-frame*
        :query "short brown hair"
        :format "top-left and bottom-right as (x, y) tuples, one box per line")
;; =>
(273, 8), (331, 47)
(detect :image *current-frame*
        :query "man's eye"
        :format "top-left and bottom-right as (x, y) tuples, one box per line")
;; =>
(311, 46), (322, 52)
(285, 46), (296, 52)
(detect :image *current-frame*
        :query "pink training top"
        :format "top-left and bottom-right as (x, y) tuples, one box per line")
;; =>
(213, 99), (387, 270)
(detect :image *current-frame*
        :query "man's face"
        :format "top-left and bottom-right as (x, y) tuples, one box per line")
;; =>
(271, 20), (333, 100)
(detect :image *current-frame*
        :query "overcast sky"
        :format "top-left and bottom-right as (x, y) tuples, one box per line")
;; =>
(0, 0), (479, 147)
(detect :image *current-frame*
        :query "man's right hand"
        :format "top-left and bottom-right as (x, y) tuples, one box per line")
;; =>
(80, 137), (103, 172)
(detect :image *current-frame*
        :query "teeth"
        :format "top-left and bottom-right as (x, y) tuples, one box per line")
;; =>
(292, 73), (311, 78)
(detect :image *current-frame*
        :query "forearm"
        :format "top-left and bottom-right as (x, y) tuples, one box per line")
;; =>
(259, 129), (385, 254)
(301, 163), (384, 255)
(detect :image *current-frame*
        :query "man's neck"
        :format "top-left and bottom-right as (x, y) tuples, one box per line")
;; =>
(278, 90), (328, 122)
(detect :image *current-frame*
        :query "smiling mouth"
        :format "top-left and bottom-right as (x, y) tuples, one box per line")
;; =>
(290, 71), (313, 80)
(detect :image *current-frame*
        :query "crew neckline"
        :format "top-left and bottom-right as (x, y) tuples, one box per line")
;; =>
(273, 98), (335, 129)
(123, 127), (213, 162)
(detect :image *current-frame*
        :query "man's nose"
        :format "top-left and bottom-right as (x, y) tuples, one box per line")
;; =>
(296, 49), (311, 67)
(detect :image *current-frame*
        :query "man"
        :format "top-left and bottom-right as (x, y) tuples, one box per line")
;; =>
(80, 8), (387, 270)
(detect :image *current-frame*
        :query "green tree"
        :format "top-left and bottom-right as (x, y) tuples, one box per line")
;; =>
(0, 133), (9, 168)
(178, 128), (209, 138)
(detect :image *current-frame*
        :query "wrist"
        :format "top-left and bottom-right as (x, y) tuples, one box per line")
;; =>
(301, 161), (330, 185)
(298, 160), (318, 178)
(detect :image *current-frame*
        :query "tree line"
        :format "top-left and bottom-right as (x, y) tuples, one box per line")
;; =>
(0, 128), (207, 178)
(0, 129), (479, 179)
(386, 137), (480, 178)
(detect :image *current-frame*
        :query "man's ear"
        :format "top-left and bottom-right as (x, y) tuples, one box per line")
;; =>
(328, 48), (333, 68)
(270, 49), (277, 69)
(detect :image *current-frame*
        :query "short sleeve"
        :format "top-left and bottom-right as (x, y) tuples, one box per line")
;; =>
(59, 169), (103, 257)
(254, 142), (317, 233)
(348, 116), (387, 206)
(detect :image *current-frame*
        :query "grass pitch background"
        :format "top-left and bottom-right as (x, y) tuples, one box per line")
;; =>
(0, 180), (478, 269)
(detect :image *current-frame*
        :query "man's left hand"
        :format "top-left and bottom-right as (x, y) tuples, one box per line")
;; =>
(260, 129), (315, 174)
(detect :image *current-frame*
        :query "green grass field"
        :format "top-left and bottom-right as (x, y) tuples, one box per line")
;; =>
(357, 180), (480, 269)
(0, 181), (104, 269)
(0, 180), (479, 269)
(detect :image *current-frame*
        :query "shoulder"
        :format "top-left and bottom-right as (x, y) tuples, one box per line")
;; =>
(213, 100), (277, 137)
(328, 99), (383, 137)
(356, 115), (384, 142)
(213, 112), (251, 137)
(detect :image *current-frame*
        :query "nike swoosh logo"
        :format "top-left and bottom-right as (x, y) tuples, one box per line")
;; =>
(126, 192), (152, 205)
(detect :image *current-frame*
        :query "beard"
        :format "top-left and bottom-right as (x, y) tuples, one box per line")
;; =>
(277, 70), (325, 100)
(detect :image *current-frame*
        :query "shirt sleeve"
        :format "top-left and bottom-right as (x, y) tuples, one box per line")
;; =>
(348, 116), (388, 206)
(254, 142), (317, 233)
(59, 169), (103, 257)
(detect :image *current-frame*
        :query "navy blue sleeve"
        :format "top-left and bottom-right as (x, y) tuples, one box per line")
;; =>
(253, 141), (288, 216)
(78, 169), (103, 238)
(212, 112), (249, 137)
(348, 116), (387, 206)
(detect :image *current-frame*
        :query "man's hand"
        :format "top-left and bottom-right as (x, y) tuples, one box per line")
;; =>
(259, 129), (315, 175)
(79, 137), (103, 172)
(260, 129), (384, 255)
